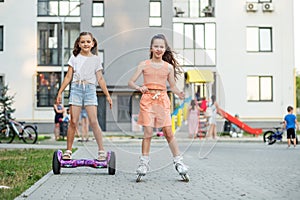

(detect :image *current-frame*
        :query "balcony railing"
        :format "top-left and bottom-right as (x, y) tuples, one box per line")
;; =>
(173, 0), (215, 18)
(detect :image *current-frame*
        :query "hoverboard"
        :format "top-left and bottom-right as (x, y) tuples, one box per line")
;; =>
(52, 150), (116, 175)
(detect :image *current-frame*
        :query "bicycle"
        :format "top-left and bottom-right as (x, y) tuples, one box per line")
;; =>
(263, 123), (298, 145)
(0, 115), (38, 144)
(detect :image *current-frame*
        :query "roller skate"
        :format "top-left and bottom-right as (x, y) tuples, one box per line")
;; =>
(136, 156), (150, 182)
(174, 155), (189, 182)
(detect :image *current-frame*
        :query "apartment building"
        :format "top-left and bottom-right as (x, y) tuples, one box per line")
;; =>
(0, 0), (295, 132)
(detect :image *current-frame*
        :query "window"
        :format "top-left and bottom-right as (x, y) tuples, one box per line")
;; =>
(173, 23), (216, 66)
(0, 26), (3, 51)
(0, 0), (4, 2)
(173, 0), (213, 18)
(247, 76), (273, 101)
(98, 50), (104, 70)
(37, 72), (69, 107)
(38, 0), (81, 16)
(118, 96), (131, 122)
(92, 0), (104, 26)
(0, 75), (4, 96)
(149, 0), (161, 27)
(247, 27), (272, 52)
(37, 22), (80, 66)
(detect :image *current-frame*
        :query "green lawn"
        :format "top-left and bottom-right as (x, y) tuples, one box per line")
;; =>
(0, 149), (54, 200)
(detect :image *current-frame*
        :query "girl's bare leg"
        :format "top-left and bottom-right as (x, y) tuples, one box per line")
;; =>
(54, 123), (60, 140)
(81, 117), (89, 140)
(212, 125), (217, 139)
(162, 126), (180, 156)
(142, 126), (153, 156)
(85, 106), (104, 151)
(66, 105), (81, 150)
(207, 124), (212, 138)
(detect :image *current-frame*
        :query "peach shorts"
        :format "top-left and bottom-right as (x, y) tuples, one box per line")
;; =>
(137, 91), (172, 128)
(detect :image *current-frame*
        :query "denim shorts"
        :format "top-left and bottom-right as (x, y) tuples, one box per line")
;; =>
(69, 83), (98, 106)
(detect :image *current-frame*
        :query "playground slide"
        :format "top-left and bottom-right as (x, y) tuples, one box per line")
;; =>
(218, 108), (263, 135)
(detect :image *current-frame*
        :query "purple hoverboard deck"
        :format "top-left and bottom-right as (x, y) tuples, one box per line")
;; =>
(52, 150), (116, 175)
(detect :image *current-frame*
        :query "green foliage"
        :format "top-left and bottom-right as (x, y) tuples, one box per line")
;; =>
(296, 76), (300, 108)
(0, 85), (15, 127)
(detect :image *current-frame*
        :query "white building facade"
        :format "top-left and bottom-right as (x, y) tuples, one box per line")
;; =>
(0, 0), (295, 132)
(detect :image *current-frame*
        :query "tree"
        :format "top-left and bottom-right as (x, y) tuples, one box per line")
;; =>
(296, 76), (300, 108)
(0, 85), (15, 127)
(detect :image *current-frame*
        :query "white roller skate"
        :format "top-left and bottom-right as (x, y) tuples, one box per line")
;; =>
(173, 155), (189, 182)
(136, 156), (150, 182)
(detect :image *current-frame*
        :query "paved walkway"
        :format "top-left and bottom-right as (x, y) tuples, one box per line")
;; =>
(10, 133), (299, 200)
(2, 130), (295, 200)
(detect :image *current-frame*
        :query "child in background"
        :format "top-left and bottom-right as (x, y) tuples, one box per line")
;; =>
(53, 99), (65, 140)
(199, 97), (207, 112)
(63, 108), (70, 122)
(79, 108), (89, 142)
(188, 99), (200, 138)
(283, 106), (299, 148)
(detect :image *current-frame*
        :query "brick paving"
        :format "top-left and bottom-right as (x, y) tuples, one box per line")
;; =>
(4, 131), (299, 200)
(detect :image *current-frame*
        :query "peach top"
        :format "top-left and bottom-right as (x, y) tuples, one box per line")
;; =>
(143, 60), (169, 90)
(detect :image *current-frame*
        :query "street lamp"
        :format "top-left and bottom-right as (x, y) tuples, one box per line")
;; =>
(41, 2), (83, 105)
(59, 2), (83, 105)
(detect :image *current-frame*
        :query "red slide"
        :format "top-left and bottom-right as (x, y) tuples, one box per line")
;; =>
(218, 108), (263, 135)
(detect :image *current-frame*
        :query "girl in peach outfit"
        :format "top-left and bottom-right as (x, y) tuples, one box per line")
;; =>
(128, 34), (189, 181)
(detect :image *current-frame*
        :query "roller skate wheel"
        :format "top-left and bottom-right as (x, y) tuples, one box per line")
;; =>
(181, 174), (190, 182)
(136, 174), (143, 182)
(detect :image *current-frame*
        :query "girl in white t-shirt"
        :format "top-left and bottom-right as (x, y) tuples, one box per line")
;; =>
(56, 32), (112, 161)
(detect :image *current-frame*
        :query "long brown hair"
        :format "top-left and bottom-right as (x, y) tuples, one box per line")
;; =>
(190, 99), (196, 110)
(73, 32), (98, 56)
(149, 34), (182, 80)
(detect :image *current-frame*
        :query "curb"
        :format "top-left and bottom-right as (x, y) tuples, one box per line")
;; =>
(15, 148), (81, 200)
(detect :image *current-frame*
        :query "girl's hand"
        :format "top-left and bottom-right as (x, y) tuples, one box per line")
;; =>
(56, 93), (62, 104)
(107, 96), (113, 109)
(138, 86), (148, 93)
(178, 91), (185, 100)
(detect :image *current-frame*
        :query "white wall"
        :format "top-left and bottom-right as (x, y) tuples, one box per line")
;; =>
(216, 0), (294, 120)
(0, 0), (296, 126)
(0, 0), (37, 121)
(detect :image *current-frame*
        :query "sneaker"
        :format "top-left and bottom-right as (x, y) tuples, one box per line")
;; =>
(62, 150), (72, 160)
(173, 155), (188, 175)
(136, 156), (150, 175)
(97, 150), (107, 161)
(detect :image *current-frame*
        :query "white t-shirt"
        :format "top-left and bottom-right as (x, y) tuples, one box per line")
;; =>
(68, 54), (103, 85)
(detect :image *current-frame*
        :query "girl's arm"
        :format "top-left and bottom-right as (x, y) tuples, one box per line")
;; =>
(57, 66), (73, 102)
(196, 103), (200, 111)
(167, 64), (184, 100)
(128, 61), (148, 93)
(53, 104), (59, 113)
(54, 105), (64, 113)
(96, 70), (112, 109)
(215, 101), (220, 110)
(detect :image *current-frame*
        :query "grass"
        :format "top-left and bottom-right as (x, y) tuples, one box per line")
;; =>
(0, 149), (55, 200)
(38, 135), (51, 141)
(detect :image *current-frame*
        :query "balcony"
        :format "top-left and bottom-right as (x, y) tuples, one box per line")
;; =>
(173, 0), (215, 18)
